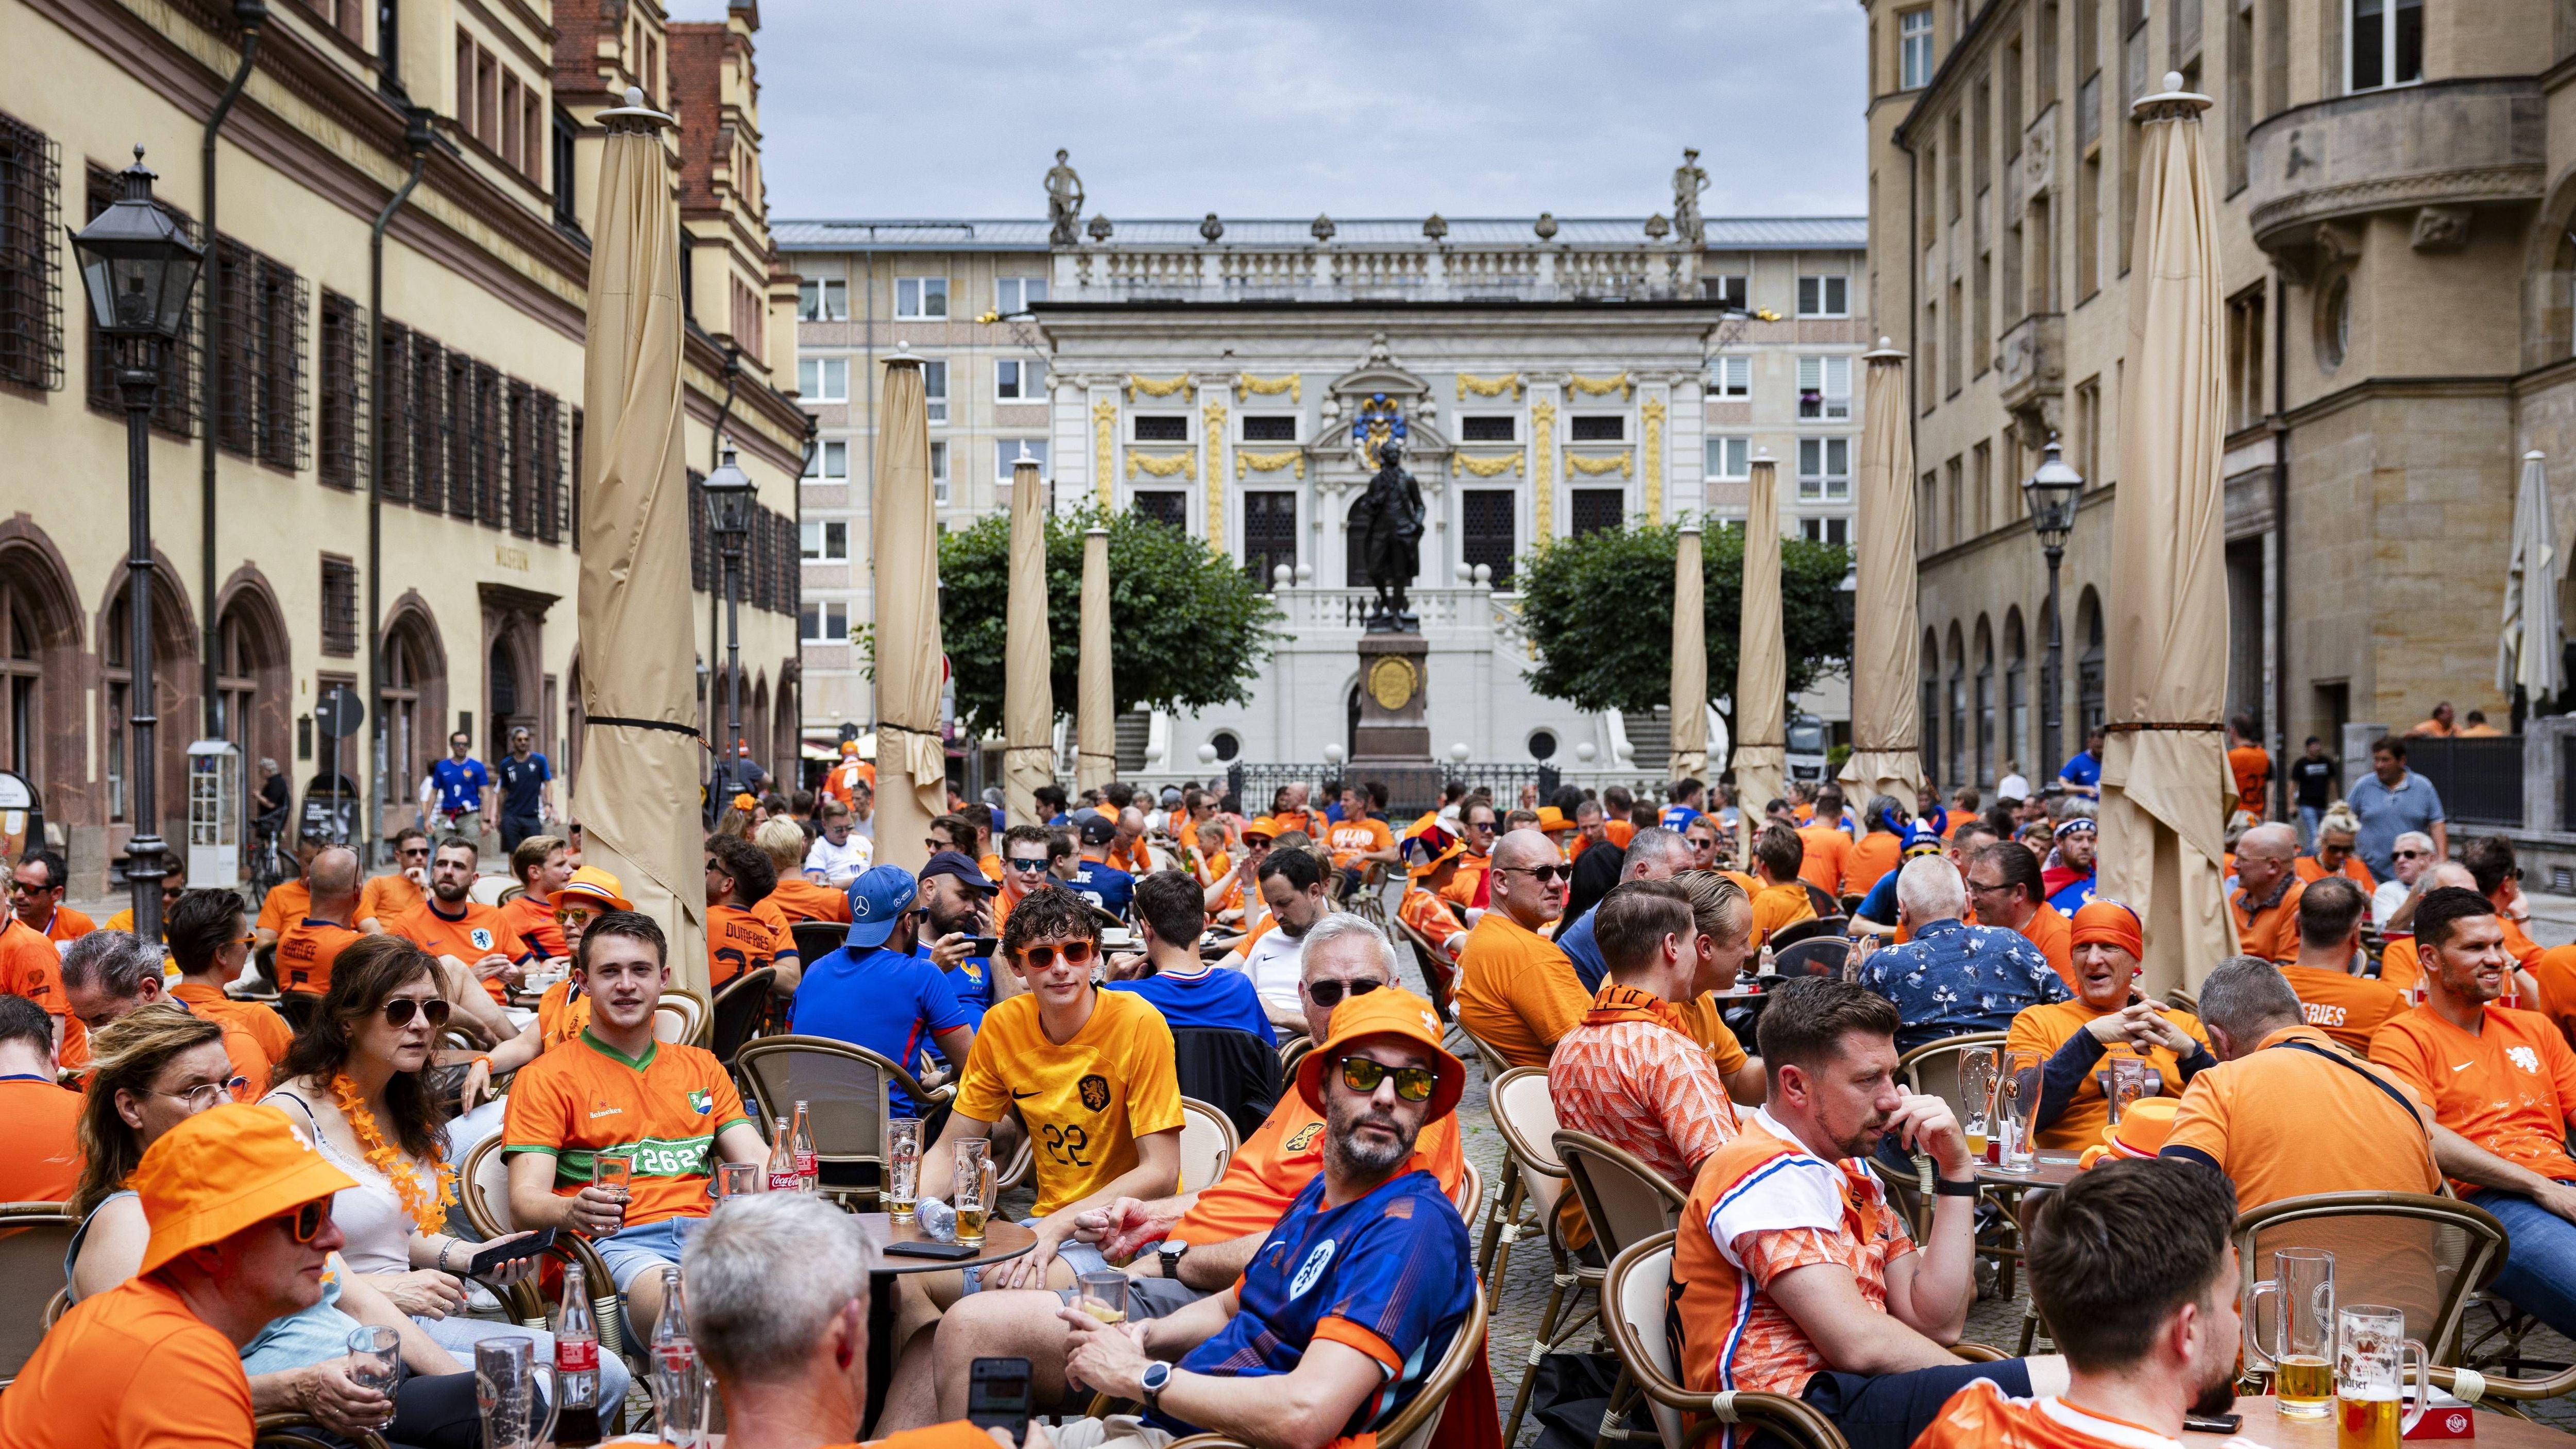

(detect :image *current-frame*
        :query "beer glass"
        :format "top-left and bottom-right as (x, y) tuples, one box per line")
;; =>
(2244, 1248), (2335, 1419)
(2335, 1305), (2428, 1449)
(954, 1138), (995, 1248)
(475, 1338), (561, 1449)
(1077, 1269), (1129, 1325)
(2108, 1058), (2153, 1126)
(1993, 1050), (2042, 1174)
(1956, 1047), (1998, 1163)
(886, 1117), (923, 1224)
(347, 1325), (401, 1429)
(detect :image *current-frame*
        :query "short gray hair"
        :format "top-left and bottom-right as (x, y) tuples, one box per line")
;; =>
(59, 929), (166, 998)
(2196, 956), (2303, 1043)
(682, 1192), (877, 1386)
(1623, 826), (1693, 872)
(1300, 912), (1399, 980)
(1894, 856), (1967, 922)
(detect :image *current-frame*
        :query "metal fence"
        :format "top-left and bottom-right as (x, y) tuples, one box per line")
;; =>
(2404, 735), (2522, 830)
(1225, 761), (1590, 820)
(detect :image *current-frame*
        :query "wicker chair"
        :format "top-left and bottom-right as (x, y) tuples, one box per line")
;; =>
(1161, 1283), (1489, 1449)
(1888, 1032), (2008, 1238)
(0, 1202), (78, 1388)
(456, 1137), (618, 1352)
(1176, 1097), (1239, 1195)
(1555, 1132), (1690, 1449)
(1484, 1068), (1584, 1445)
(1768, 916), (1849, 951)
(1389, 913), (1459, 1022)
(255, 1412), (391, 1449)
(653, 985), (710, 1046)
(733, 1035), (954, 1207)
(1600, 1234), (1851, 1449)
(708, 966), (777, 1063)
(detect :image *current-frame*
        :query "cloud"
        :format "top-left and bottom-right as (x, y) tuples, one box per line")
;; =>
(747, 0), (1866, 221)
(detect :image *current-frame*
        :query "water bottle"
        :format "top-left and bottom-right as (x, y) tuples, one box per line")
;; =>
(650, 1266), (707, 1446)
(766, 1117), (801, 1193)
(790, 1100), (818, 1194)
(553, 1260), (604, 1447)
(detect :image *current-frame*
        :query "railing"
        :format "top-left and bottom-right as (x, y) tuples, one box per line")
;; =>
(2405, 736), (2523, 830)
(1264, 586), (1512, 634)
(1219, 761), (1665, 822)
(1065, 243), (1702, 304)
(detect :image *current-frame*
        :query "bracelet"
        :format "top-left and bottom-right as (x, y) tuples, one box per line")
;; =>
(1933, 1177), (1981, 1198)
(471, 1055), (494, 1075)
(436, 1240), (458, 1272)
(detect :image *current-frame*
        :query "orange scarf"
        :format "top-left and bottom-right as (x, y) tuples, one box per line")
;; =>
(1583, 981), (1693, 1035)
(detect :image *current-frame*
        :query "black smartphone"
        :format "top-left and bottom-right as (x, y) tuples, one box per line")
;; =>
(972, 936), (999, 957)
(2181, 1413), (2242, 1434)
(885, 1239), (980, 1260)
(467, 1227), (558, 1276)
(968, 1356), (1033, 1442)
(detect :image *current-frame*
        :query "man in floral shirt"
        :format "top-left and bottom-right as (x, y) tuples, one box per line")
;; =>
(1857, 856), (2068, 1052)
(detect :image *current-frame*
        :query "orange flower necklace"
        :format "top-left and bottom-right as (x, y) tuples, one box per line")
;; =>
(330, 1074), (457, 1236)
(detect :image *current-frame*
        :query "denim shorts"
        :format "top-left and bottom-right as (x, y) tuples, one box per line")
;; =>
(594, 1216), (698, 1293)
(960, 1219), (1110, 1294)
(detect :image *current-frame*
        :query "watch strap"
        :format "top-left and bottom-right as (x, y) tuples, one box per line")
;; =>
(1933, 1175), (1980, 1198)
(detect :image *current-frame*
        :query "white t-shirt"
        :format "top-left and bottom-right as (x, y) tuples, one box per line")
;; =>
(1243, 927), (1307, 1012)
(805, 832), (873, 885)
(2373, 878), (2414, 933)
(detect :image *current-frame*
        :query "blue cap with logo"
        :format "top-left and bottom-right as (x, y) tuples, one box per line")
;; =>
(845, 864), (919, 949)
(1902, 822), (1946, 856)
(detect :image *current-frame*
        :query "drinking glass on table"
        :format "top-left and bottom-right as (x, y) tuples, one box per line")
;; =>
(886, 1117), (923, 1224)
(1993, 1050), (2042, 1174)
(1076, 1269), (1129, 1325)
(2335, 1305), (2428, 1449)
(954, 1137), (996, 1248)
(2246, 1247), (2335, 1419)
(1955, 1047), (1999, 1163)
(475, 1338), (560, 1449)
(713, 1161), (759, 1199)
(347, 1323), (401, 1425)
(2108, 1057), (2153, 1125)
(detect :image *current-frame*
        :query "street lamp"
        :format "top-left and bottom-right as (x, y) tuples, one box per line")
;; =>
(2021, 434), (2085, 777)
(71, 150), (203, 944)
(702, 441), (757, 803)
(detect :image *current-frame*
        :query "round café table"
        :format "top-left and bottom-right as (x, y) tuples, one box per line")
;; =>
(2190, 1395), (2575, 1448)
(1975, 1152), (2086, 1190)
(853, 1213), (1038, 1435)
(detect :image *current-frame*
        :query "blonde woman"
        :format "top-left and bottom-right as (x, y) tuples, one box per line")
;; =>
(2297, 803), (2378, 889)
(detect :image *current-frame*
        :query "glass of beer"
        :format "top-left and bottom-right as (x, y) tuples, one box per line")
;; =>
(1956, 1047), (1998, 1162)
(954, 1138), (994, 1248)
(1992, 1050), (2042, 1174)
(886, 1118), (923, 1224)
(2335, 1305), (2428, 1449)
(1077, 1269), (1129, 1325)
(2245, 1248), (2335, 1418)
(2108, 1058), (2153, 1124)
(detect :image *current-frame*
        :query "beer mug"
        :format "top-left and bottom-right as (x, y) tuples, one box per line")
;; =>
(475, 1338), (561, 1449)
(2336, 1305), (2429, 1449)
(953, 1137), (995, 1248)
(2108, 1058), (2153, 1125)
(2244, 1248), (2335, 1419)
(1993, 1050), (2043, 1174)
(1956, 1047), (1999, 1163)
(886, 1118), (923, 1225)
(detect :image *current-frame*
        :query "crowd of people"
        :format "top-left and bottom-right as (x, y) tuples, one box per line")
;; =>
(8, 717), (2576, 1449)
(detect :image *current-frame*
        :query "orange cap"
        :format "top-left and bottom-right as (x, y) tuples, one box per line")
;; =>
(732, 792), (758, 811)
(132, 1103), (358, 1276)
(557, 865), (633, 913)
(2071, 899), (2144, 959)
(2082, 1097), (2179, 1167)
(1241, 816), (1280, 842)
(1294, 985), (1466, 1122)
(1534, 807), (1577, 836)
(1409, 838), (1467, 878)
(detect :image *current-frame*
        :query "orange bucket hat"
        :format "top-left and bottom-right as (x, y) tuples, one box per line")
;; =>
(1293, 985), (1467, 1123)
(132, 1103), (359, 1276)
(556, 865), (633, 913)
(1534, 807), (1578, 836)
(2079, 1097), (2178, 1170)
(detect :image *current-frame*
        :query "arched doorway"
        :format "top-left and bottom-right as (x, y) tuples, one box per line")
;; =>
(377, 602), (448, 837)
(215, 576), (293, 847)
(771, 663), (800, 792)
(97, 563), (198, 837)
(0, 526), (83, 818)
(488, 634), (521, 758)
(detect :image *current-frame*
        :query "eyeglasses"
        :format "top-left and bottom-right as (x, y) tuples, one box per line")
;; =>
(1498, 863), (1570, 884)
(1019, 939), (1097, 970)
(158, 1075), (254, 1112)
(1006, 856), (1050, 873)
(1337, 1056), (1437, 1102)
(398, 846), (431, 860)
(380, 997), (454, 1029)
(278, 1198), (328, 1243)
(1305, 977), (1384, 1008)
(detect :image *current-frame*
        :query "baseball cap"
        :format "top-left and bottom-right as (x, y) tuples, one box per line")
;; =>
(1293, 985), (1466, 1122)
(845, 864), (920, 949)
(1241, 816), (1280, 843)
(557, 865), (633, 913)
(1534, 807), (1577, 836)
(1161, 787), (1183, 808)
(1078, 814), (1118, 846)
(133, 1103), (359, 1276)
(920, 849), (998, 896)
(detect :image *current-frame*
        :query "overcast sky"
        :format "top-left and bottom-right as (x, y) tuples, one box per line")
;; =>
(707, 0), (1869, 224)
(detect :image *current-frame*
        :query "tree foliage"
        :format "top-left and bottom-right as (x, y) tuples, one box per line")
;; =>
(936, 504), (1286, 738)
(1516, 521), (1853, 728)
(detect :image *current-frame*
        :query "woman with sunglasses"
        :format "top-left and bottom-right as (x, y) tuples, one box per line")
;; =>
(67, 1006), (481, 1444)
(263, 934), (627, 1407)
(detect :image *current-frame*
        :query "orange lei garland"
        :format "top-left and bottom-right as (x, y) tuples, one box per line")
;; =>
(330, 1074), (458, 1236)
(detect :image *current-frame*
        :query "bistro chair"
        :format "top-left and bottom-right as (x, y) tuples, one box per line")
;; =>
(0, 1203), (78, 1388)
(1161, 1284), (1488, 1449)
(1601, 1234), (1851, 1449)
(734, 1035), (953, 1206)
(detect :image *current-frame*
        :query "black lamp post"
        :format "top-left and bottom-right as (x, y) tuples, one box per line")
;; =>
(703, 442), (756, 803)
(2022, 435), (2085, 779)
(71, 150), (204, 944)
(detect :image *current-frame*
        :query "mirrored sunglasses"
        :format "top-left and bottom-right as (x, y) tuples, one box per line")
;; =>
(1337, 1056), (1437, 1103)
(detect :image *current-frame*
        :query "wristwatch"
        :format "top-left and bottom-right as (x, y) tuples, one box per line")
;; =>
(1141, 1360), (1173, 1413)
(1158, 1239), (1189, 1281)
(1933, 1175), (1980, 1198)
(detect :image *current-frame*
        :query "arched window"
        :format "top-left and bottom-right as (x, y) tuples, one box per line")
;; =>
(1920, 627), (1942, 787)
(1974, 617), (1995, 788)
(2004, 607), (2028, 776)
(1946, 624), (1968, 792)
(2077, 587), (2107, 740)
(0, 581), (42, 780)
(378, 612), (445, 824)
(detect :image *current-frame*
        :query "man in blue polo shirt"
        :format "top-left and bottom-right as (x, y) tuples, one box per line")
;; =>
(789, 864), (975, 1117)
(1660, 778), (1705, 834)
(1110, 869), (1273, 1043)
(2059, 725), (2107, 797)
(422, 729), (489, 834)
(1070, 813), (1136, 921)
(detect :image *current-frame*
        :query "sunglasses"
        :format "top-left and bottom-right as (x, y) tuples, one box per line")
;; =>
(399, 846), (431, 859)
(556, 904), (604, 925)
(380, 997), (454, 1029)
(1467, 821), (1497, 833)
(1019, 939), (1097, 970)
(2394, 848), (2430, 859)
(1337, 1055), (1437, 1102)
(1306, 977), (1383, 1008)
(279, 1198), (328, 1243)
(1499, 863), (1570, 884)
(1006, 856), (1050, 873)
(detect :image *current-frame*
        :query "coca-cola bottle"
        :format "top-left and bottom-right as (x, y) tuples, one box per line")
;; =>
(650, 1265), (707, 1446)
(767, 1117), (800, 1192)
(790, 1100), (818, 1194)
(554, 1259), (604, 1446)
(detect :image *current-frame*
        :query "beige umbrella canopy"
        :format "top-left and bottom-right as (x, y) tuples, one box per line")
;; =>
(872, 352), (945, 874)
(573, 88), (704, 989)
(1671, 522), (1708, 779)
(1840, 339), (1924, 805)
(2500, 450), (2565, 703)
(1734, 454), (1786, 861)
(2097, 72), (2235, 994)
(1003, 458), (1055, 826)
(1077, 525), (1115, 792)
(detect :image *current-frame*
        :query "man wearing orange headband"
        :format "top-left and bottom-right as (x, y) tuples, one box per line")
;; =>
(2006, 900), (2214, 1151)
(3, 1104), (360, 1448)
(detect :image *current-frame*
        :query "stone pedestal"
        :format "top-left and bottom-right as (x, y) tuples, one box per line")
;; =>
(1350, 635), (1440, 801)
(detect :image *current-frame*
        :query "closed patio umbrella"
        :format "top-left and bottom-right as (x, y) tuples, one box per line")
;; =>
(573, 87), (703, 987)
(1077, 525), (1114, 792)
(1840, 339), (1924, 805)
(872, 351), (945, 873)
(1671, 522), (1707, 779)
(1004, 458), (1055, 826)
(2499, 450), (2564, 705)
(2096, 73), (2235, 995)
(1733, 454), (1785, 862)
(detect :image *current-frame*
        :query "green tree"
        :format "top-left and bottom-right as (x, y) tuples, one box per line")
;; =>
(1515, 520), (1852, 731)
(935, 503), (1285, 738)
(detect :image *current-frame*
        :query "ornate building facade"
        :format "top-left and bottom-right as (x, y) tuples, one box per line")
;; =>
(0, 0), (802, 890)
(783, 181), (1868, 773)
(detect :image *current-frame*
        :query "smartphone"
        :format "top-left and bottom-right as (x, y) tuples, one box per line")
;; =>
(467, 1227), (559, 1276)
(972, 936), (999, 957)
(968, 1356), (1033, 1442)
(885, 1239), (980, 1260)
(2181, 1414), (2242, 1434)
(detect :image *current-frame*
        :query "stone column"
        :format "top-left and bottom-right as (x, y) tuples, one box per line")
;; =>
(1669, 373), (1706, 521)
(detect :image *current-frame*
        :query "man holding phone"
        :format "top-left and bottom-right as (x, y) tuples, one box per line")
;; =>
(791, 865), (978, 1118)
(917, 851), (1004, 1018)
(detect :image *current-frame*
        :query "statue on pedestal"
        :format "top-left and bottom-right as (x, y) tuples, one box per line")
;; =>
(1347, 441), (1425, 630)
(1046, 149), (1085, 246)
(1672, 147), (1708, 247)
